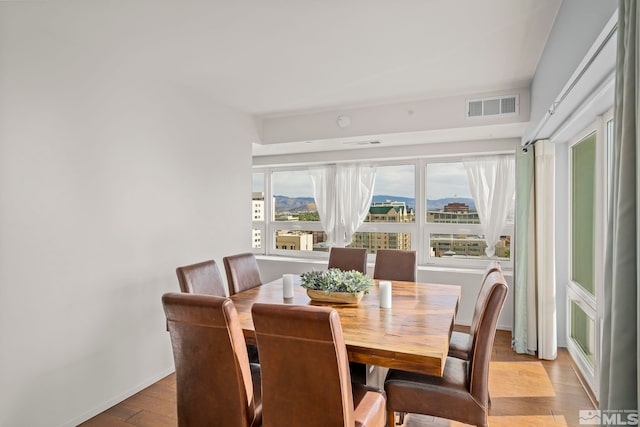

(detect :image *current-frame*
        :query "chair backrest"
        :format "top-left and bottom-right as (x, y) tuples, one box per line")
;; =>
(252, 303), (355, 427)
(373, 249), (417, 282)
(162, 293), (258, 427)
(223, 253), (263, 295)
(328, 247), (367, 274)
(468, 261), (502, 339)
(176, 259), (226, 296)
(467, 271), (508, 406)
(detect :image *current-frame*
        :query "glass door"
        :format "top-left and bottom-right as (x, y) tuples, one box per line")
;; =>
(567, 113), (610, 398)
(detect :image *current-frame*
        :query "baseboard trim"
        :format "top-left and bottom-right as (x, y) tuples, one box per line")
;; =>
(60, 367), (175, 427)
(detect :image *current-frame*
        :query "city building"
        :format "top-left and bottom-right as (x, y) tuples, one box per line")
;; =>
(428, 202), (509, 258)
(275, 230), (313, 251)
(252, 192), (265, 249)
(351, 201), (413, 252)
(252, 192), (264, 221)
(430, 234), (510, 258)
(427, 202), (480, 224)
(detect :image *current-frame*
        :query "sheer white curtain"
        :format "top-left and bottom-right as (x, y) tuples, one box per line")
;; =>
(310, 164), (376, 247)
(533, 140), (557, 360)
(463, 155), (516, 257)
(310, 166), (337, 246)
(335, 165), (376, 247)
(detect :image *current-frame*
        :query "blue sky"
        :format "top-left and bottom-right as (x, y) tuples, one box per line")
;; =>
(253, 163), (472, 200)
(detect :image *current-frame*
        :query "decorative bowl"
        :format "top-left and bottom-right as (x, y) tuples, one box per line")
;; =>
(306, 289), (364, 304)
(300, 268), (373, 304)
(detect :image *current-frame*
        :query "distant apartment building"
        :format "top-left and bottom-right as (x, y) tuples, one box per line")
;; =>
(351, 201), (413, 253)
(444, 202), (468, 212)
(252, 229), (262, 249)
(252, 192), (264, 249)
(430, 234), (510, 258)
(275, 230), (313, 251)
(427, 202), (480, 224)
(427, 202), (509, 258)
(252, 192), (264, 221)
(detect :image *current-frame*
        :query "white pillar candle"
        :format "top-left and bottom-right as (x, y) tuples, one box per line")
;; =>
(282, 274), (295, 299)
(379, 281), (392, 309)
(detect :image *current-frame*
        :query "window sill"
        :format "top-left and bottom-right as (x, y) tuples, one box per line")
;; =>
(256, 255), (512, 277)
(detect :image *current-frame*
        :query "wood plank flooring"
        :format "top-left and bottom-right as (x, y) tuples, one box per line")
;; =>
(80, 329), (594, 427)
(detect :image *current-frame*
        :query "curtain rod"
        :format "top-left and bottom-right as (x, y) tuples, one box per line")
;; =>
(522, 22), (618, 152)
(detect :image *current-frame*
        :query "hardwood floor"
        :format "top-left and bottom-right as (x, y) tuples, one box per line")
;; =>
(80, 329), (594, 427)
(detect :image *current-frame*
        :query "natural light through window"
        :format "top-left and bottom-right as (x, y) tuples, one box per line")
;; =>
(253, 155), (514, 266)
(425, 161), (512, 261)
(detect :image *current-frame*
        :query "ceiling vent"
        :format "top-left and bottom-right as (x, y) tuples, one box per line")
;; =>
(466, 95), (519, 118)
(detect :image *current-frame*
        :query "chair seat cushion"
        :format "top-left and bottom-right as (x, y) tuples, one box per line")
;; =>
(352, 382), (386, 427)
(448, 330), (471, 360)
(385, 357), (485, 426)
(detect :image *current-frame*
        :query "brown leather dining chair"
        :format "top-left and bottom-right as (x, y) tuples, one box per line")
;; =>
(448, 260), (501, 360)
(373, 249), (417, 282)
(223, 253), (263, 296)
(384, 271), (508, 427)
(176, 259), (227, 296)
(162, 293), (262, 427)
(328, 247), (367, 274)
(252, 303), (386, 427)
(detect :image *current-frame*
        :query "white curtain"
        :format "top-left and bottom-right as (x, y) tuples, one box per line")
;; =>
(463, 155), (516, 257)
(310, 166), (337, 246)
(335, 165), (376, 247)
(310, 164), (376, 248)
(533, 140), (557, 360)
(512, 141), (557, 360)
(513, 148), (537, 355)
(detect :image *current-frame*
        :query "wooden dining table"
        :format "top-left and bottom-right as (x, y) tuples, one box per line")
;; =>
(229, 275), (461, 379)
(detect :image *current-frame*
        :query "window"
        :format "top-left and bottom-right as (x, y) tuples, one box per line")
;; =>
(424, 160), (513, 265)
(353, 164), (416, 254)
(272, 170), (319, 222)
(426, 162), (478, 224)
(364, 164), (415, 224)
(571, 132), (596, 296)
(270, 169), (325, 254)
(253, 154), (514, 266)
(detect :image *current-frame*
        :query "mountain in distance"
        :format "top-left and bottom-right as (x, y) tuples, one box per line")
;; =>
(274, 195), (316, 212)
(275, 194), (475, 212)
(372, 195), (475, 211)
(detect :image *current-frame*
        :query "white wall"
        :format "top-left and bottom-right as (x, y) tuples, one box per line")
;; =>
(260, 88), (530, 145)
(0, 4), (257, 427)
(525, 0), (617, 143)
(257, 258), (514, 331)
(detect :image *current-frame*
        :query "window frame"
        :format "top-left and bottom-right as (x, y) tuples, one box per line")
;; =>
(565, 110), (611, 399)
(268, 167), (327, 259)
(253, 152), (515, 268)
(421, 157), (514, 268)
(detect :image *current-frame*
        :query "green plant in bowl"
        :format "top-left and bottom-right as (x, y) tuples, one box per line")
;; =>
(300, 268), (373, 295)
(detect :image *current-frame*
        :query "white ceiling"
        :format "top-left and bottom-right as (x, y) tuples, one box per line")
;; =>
(192, 0), (563, 116)
(42, 0), (561, 117)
